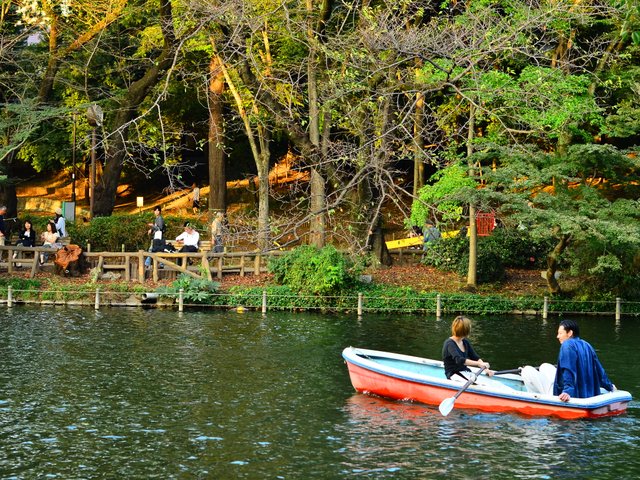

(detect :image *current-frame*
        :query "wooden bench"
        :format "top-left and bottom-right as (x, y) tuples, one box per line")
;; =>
(165, 239), (213, 253)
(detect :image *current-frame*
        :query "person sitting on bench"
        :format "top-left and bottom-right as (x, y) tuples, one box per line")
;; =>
(175, 222), (199, 253)
(13, 219), (37, 267)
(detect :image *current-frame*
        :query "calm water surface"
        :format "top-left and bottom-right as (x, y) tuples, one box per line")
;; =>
(0, 308), (638, 479)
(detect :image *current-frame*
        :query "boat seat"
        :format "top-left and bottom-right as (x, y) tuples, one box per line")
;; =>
(477, 377), (516, 392)
(450, 371), (515, 392)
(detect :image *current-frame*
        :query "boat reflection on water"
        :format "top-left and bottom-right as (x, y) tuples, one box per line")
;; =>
(339, 394), (599, 478)
(344, 393), (438, 423)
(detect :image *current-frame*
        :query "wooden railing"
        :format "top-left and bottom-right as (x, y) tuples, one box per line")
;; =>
(0, 245), (283, 282)
(1, 244), (421, 282)
(0, 243), (73, 277)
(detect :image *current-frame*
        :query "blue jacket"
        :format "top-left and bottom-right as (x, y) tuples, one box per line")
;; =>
(553, 337), (614, 398)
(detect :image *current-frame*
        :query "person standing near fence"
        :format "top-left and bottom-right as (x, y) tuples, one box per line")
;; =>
(147, 206), (165, 238)
(423, 221), (441, 250)
(191, 183), (200, 214)
(53, 207), (67, 237)
(210, 211), (224, 253)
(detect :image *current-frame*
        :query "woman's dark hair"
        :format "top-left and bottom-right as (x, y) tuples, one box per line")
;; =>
(48, 220), (57, 234)
(154, 206), (162, 213)
(184, 221), (191, 228)
(560, 319), (580, 338)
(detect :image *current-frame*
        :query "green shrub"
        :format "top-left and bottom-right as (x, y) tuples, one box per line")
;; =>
(0, 278), (42, 298)
(481, 228), (552, 268)
(422, 235), (467, 271)
(67, 215), (149, 251)
(423, 228), (554, 283)
(563, 238), (640, 299)
(456, 245), (506, 283)
(268, 245), (360, 295)
(156, 274), (220, 304)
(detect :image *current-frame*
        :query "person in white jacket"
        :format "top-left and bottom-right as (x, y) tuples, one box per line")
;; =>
(175, 222), (199, 253)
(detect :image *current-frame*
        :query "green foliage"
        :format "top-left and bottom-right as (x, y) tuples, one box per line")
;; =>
(410, 164), (476, 226)
(68, 215), (150, 251)
(0, 278), (42, 299)
(480, 228), (552, 269)
(459, 244), (506, 283)
(156, 274), (220, 304)
(488, 143), (640, 297)
(422, 235), (468, 271)
(564, 236), (640, 299)
(422, 228), (554, 283)
(268, 245), (360, 295)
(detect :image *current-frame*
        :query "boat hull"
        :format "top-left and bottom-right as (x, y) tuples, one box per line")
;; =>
(343, 347), (631, 419)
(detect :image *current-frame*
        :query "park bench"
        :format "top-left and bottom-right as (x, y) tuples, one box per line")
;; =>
(165, 239), (213, 253)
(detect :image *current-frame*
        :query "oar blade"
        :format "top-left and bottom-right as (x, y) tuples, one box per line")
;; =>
(438, 397), (455, 416)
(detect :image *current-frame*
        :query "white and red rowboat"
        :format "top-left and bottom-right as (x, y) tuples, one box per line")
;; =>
(342, 347), (632, 419)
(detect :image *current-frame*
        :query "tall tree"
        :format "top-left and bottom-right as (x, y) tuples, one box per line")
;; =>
(208, 53), (226, 213)
(94, 0), (180, 215)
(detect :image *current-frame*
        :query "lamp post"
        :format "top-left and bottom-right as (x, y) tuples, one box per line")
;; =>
(86, 104), (103, 219)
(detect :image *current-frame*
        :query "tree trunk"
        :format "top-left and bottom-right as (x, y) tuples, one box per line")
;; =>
(309, 168), (326, 247)
(413, 91), (425, 197)
(214, 49), (272, 251)
(0, 149), (18, 218)
(208, 54), (226, 213)
(466, 103), (477, 290)
(546, 233), (570, 294)
(306, 0), (326, 248)
(94, 1), (176, 215)
(256, 149), (270, 251)
(368, 217), (392, 267)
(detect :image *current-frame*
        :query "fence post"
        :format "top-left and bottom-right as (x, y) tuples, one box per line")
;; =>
(94, 287), (100, 310)
(543, 296), (548, 320)
(357, 292), (363, 317)
(615, 297), (621, 321)
(7, 285), (13, 308)
(262, 290), (267, 315)
(436, 294), (441, 319)
(178, 288), (184, 312)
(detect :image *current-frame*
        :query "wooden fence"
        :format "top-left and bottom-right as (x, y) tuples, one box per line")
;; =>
(0, 245), (285, 283)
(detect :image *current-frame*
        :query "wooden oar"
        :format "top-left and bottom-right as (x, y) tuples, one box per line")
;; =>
(494, 365), (551, 376)
(438, 367), (487, 416)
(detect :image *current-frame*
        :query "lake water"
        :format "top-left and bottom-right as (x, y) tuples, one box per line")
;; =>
(1, 308), (638, 479)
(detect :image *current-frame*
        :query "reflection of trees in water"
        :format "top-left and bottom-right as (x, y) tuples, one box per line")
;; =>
(339, 394), (638, 479)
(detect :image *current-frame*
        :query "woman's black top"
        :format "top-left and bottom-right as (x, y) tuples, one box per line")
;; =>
(442, 337), (480, 379)
(18, 229), (36, 247)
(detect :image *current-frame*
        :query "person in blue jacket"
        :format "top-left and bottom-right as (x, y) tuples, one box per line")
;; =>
(553, 319), (616, 402)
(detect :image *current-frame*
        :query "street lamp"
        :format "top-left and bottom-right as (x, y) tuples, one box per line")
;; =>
(86, 104), (103, 219)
